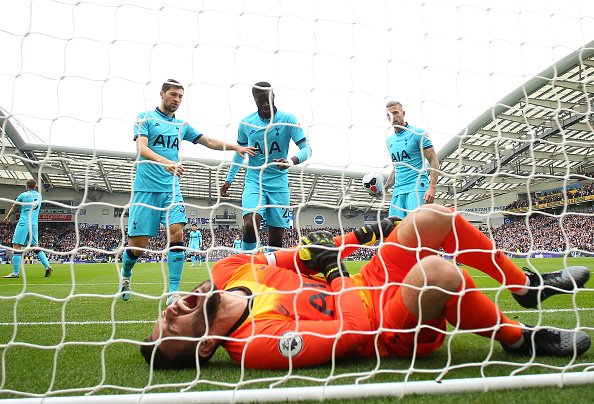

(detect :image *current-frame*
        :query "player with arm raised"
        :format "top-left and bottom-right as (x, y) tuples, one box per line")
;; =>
(188, 223), (203, 267)
(119, 79), (255, 305)
(220, 82), (312, 252)
(141, 205), (590, 370)
(383, 101), (439, 217)
(3, 179), (53, 279)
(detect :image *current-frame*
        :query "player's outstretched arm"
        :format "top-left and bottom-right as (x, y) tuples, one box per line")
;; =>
(195, 135), (256, 157)
(270, 218), (401, 274)
(326, 216), (402, 258)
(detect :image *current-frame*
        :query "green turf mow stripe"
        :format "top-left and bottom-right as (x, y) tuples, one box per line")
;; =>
(0, 320), (154, 326)
(2, 307), (593, 327)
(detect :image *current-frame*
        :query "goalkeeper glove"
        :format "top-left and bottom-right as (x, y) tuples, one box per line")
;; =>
(298, 230), (349, 283)
(353, 216), (402, 246)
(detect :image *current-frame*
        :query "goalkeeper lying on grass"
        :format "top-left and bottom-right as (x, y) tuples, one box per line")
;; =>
(141, 204), (590, 370)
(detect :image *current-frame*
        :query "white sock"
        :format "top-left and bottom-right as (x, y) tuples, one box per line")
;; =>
(507, 334), (525, 349)
(512, 277), (532, 296)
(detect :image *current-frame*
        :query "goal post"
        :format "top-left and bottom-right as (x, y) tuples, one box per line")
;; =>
(1, 1), (594, 402)
(2, 373), (594, 404)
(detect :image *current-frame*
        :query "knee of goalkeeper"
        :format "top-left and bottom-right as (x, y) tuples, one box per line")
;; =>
(354, 215), (402, 246)
(298, 230), (349, 283)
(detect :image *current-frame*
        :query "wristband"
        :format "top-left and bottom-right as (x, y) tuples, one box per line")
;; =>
(325, 263), (349, 283)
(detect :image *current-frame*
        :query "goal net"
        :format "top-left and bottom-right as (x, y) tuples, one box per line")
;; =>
(1, 0), (593, 402)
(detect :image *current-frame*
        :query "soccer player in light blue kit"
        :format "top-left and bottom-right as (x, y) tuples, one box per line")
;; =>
(220, 82), (312, 251)
(3, 179), (53, 279)
(188, 223), (202, 267)
(232, 234), (242, 253)
(119, 79), (255, 305)
(383, 101), (439, 218)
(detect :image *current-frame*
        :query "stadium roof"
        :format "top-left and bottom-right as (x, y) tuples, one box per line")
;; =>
(1, 40), (593, 210)
(0, 113), (381, 212)
(436, 40), (594, 203)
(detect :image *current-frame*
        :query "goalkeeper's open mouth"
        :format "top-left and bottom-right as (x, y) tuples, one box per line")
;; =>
(173, 293), (200, 314)
(166, 281), (212, 317)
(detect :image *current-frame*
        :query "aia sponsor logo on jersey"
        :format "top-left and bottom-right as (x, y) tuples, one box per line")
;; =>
(278, 331), (303, 358)
(152, 134), (180, 150)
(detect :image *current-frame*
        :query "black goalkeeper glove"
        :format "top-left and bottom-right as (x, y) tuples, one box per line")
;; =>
(353, 216), (402, 246)
(298, 230), (349, 283)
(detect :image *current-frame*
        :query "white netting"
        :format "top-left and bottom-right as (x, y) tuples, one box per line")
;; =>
(1, 0), (594, 402)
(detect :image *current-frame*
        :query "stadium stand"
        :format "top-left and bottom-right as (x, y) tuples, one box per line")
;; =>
(0, 223), (374, 263)
(503, 181), (594, 212)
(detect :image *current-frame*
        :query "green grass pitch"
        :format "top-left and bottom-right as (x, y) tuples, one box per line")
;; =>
(1, 257), (593, 402)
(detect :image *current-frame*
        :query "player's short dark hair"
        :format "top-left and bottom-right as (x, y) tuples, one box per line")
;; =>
(386, 100), (403, 109)
(252, 81), (272, 96)
(25, 179), (37, 190)
(191, 223), (197, 227)
(162, 79), (184, 93)
(140, 335), (215, 370)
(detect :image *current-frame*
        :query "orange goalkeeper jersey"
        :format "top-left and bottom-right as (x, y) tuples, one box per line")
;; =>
(211, 250), (377, 369)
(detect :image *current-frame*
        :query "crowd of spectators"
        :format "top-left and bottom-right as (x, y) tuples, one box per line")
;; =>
(3, 207), (593, 263)
(0, 223), (376, 263)
(487, 212), (594, 253)
(504, 182), (594, 212)
(538, 182), (594, 204)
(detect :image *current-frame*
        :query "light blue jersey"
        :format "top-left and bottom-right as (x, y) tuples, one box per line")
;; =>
(233, 239), (242, 252)
(12, 190), (42, 246)
(9, 189), (52, 273)
(387, 123), (433, 195)
(16, 190), (41, 225)
(226, 109), (308, 192)
(189, 229), (202, 249)
(133, 108), (202, 192)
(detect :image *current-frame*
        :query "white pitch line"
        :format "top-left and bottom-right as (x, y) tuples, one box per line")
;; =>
(503, 307), (594, 314)
(0, 282), (198, 286)
(1, 308), (593, 327)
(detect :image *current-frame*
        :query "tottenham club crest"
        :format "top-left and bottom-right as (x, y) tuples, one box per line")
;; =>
(278, 332), (303, 358)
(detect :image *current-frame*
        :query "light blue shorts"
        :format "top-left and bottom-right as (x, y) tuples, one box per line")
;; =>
(12, 222), (39, 246)
(242, 187), (290, 228)
(128, 191), (186, 237)
(189, 243), (201, 252)
(389, 191), (425, 218)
